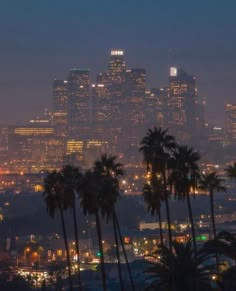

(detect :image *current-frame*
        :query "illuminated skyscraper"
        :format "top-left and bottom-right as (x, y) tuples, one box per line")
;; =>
(224, 104), (236, 142)
(108, 49), (126, 82)
(92, 83), (113, 131)
(52, 79), (68, 137)
(108, 50), (127, 124)
(125, 68), (146, 126)
(145, 87), (169, 128)
(67, 69), (90, 139)
(169, 67), (198, 139)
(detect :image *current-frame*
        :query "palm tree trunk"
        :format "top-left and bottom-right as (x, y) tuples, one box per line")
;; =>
(162, 170), (173, 253)
(210, 189), (216, 239)
(186, 192), (197, 256)
(158, 211), (164, 247)
(114, 211), (135, 291)
(162, 169), (176, 291)
(112, 212), (124, 291)
(95, 211), (107, 291)
(72, 204), (82, 291)
(210, 188), (219, 273)
(59, 206), (73, 291)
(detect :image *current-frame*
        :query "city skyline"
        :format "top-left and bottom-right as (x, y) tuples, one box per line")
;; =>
(0, 1), (236, 125)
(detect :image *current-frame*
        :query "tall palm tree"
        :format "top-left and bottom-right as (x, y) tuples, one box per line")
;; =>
(198, 172), (226, 274)
(61, 165), (83, 291)
(143, 177), (164, 247)
(140, 127), (176, 252)
(145, 241), (216, 291)
(79, 170), (107, 291)
(225, 162), (236, 179)
(94, 154), (135, 291)
(43, 171), (73, 291)
(169, 145), (200, 255)
(198, 172), (226, 240)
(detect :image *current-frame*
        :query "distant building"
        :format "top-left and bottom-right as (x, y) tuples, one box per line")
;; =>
(52, 79), (68, 137)
(224, 104), (236, 142)
(7, 125), (64, 172)
(67, 69), (91, 139)
(145, 87), (169, 129)
(168, 67), (198, 141)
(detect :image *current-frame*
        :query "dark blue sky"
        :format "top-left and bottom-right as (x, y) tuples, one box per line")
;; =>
(0, 0), (236, 124)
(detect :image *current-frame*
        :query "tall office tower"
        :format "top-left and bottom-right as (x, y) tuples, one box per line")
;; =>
(224, 104), (236, 142)
(169, 67), (198, 140)
(67, 69), (90, 139)
(108, 50), (127, 124)
(145, 87), (169, 128)
(124, 68), (146, 127)
(52, 80), (68, 137)
(92, 82), (113, 132)
(108, 49), (126, 82)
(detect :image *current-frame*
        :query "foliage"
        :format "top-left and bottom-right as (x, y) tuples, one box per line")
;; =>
(0, 273), (33, 291)
(145, 241), (216, 291)
(225, 162), (236, 179)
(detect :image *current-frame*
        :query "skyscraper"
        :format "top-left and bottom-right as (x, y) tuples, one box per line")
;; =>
(125, 68), (146, 126)
(108, 49), (126, 82)
(67, 69), (90, 139)
(52, 79), (68, 137)
(169, 67), (198, 140)
(224, 104), (236, 142)
(145, 87), (169, 129)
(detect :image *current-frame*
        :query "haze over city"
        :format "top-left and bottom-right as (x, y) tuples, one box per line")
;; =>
(0, 0), (236, 124)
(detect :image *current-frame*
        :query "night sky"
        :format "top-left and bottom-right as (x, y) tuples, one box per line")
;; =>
(0, 0), (236, 125)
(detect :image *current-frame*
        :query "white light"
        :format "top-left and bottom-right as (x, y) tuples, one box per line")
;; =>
(111, 50), (124, 56)
(170, 67), (177, 77)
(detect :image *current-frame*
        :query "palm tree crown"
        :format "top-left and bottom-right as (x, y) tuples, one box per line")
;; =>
(94, 153), (124, 178)
(139, 127), (176, 173)
(145, 241), (216, 291)
(225, 162), (236, 179)
(198, 172), (226, 194)
(169, 145), (200, 199)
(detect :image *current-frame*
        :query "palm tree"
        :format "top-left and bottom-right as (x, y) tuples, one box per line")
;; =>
(225, 162), (236, 179)
(202, 231), (236, 263)
(145, 241), (216, 291)
(79, 170), (107, 291)
(140, 127), (176, 252)
(198, 172), (226, 240)
(61, 165), (83, 291)
(202, 231), (236, 290)
(43, 171), (73, 291)
(169, 145), (200, 255)
(94, 154), (135, 291)
(143, 177), (164, 247)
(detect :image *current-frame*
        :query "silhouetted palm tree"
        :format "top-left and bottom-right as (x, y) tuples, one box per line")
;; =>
(79, 170), (107, 291)
(169, 145), (200, 255)
(43, 171), (73, 291)
(143, 177), (164, 247)
(61, 165), (83, 291)
(145, 241), (216, 291)
(140, 127), (176, 252)
(94, 154), (135, 291)
(202, 231), (236, 263)
(198, 172), (226, 240)
(202, 231), (236, 290)
(225, 162), (236, 180)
